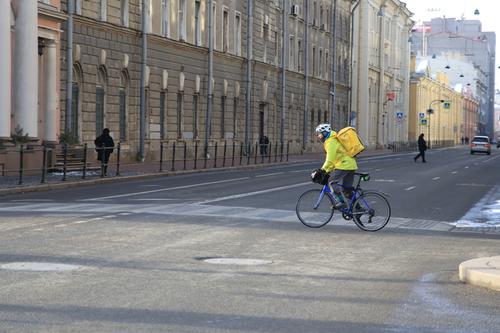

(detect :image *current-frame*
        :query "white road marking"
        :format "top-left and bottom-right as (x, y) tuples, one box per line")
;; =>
(102, 215), (116, 219)
(290, 169), (312, 173)
(432, 177), (440, 180)
(54, 224), (67, 228)
(405, 186), (416, 191)
(128, 198), (179, 201)
(372, 179), (395, 182)
(196, 182), (311, 204)
(71, 220), (90, 224)
(118, 212), (132, 216)
(256, 172), (284, 177)
(464, 166), (469, 169)
(11, 199), (54, 202)
(451, 171), (458, 174)
(82, 177), (251, 201)
(456, 183), (490, 187)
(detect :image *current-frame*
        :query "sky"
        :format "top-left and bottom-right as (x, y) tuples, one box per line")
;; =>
(402, 0), (500, 89)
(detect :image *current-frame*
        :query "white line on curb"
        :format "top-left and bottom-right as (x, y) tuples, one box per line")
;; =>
(405, 186), (416, 191)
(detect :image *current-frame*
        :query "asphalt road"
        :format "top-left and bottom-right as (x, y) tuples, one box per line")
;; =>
(0, 146), (499, 332)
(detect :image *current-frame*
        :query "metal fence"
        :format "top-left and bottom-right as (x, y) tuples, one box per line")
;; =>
(390, 140), (455, 152)
(0, 141), (290, 186)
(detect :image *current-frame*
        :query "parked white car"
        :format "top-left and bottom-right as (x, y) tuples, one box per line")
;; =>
(470, 136), (491, 155)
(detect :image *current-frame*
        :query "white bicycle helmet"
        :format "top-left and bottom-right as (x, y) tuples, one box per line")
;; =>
(315, 123), (332, 134)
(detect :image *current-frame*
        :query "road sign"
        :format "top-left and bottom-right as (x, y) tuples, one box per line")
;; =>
(420, 118), (428, 126)
(443, 102), (451, 109)
(396, 112), (403, 119)
(419, 112), (425, 118)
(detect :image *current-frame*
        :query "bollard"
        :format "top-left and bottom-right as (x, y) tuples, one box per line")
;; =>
(171, 141), (176, 171)
(223, 141), (227, 167)
(194, 141), (198, 169)
(116, 142), (121, 176)
(183, 141), (187, 170)
(268, 142), (272, 163)
(63, 143), (68, 181)
(159, 141), (164, 172)
(41, 146), (47, 184)
(247, 143), (251, 165)
(203, 143), (208, 169)
(239, 142), (244, 165)
(274, 142), (278, 162)
(280, 143), (283, 162)
(286, 141), (290, 162)
(82, 143), (87, 179)
(231, 141), (235, 167)
(254, 142), (258, 164)
(18, 145), (24, 185)
(213, 142), (218, 168)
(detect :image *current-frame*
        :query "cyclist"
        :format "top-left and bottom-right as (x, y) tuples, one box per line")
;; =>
(313, 123), (358, 208)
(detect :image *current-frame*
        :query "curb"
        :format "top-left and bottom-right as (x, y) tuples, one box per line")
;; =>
(459, 256), (500, 291)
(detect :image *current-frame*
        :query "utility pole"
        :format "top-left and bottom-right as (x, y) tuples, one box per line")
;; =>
(205, 0), (214, 157)
(139, 0), (148, 161)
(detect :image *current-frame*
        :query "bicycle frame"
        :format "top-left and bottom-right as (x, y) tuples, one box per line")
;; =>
(317, 174), (366, 215)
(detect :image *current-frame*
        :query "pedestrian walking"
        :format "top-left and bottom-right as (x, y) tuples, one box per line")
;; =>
(414, 133), (427, 163)
(95, 128), (115, 176)
(259, 135), (269, 156)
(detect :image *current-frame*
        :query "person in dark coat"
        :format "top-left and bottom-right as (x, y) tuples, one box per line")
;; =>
(259, 135), (269, 155)
(95, 128), (114, 175)
(414, 133), (427, 163)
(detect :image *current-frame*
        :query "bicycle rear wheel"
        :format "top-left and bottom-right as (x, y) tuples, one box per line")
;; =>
(296, 189), (334, 228)
(352, 191), (391, 231)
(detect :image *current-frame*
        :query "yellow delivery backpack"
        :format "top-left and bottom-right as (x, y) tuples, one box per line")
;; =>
(336, 127), (365, 157)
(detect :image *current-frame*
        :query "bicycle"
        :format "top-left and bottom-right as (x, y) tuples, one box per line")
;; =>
(295, 172), (391, 231)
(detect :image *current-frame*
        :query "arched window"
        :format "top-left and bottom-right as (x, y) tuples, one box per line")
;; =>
(96, 66), (107, 136)
(71, 63), (83, 139)
(119, 70), (129, 141)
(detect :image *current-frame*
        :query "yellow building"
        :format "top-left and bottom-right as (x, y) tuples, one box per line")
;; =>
(409, 63), (463, 146)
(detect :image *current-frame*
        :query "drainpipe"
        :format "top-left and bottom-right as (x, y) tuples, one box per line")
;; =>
(348, 0), (360, 127)
(329, 0), (337, 126)
(302, 0), (309, 150)
(205, 0), (214, 157)
(65, 0), (74, 134)
(245, 0), (253, 150)
(281, 0), (288, 145)
(139, 0), (147, 161)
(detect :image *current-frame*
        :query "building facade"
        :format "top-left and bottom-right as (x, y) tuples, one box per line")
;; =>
(1, 0), (65, 143)
(411, 17), (496, 139)
(59, 0), (354, 160)
(351, 0), (413, 149)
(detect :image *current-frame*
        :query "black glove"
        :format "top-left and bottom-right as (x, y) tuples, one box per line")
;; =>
(311, 169), (329, 185)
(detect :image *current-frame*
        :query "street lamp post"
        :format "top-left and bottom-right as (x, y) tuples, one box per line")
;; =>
(427, 99), (445, 149)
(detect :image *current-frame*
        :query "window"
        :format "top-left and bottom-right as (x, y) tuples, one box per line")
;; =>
(297, 39), (303, 72)
(221, 96), (226, 138)
(233, 97), (238, 138)
(100, 0), (107, 21)
(193, 94), (199, 138)
(160, 91), (167, 139)
(274, 31), (279, 65)
(121, 0), (129, 27)
(176, 92), (183, 138)
(162, 0), (170, 37)
(325, 50), (329, 80)
(119, 71), (129, 141)
(211, 2), (217, 49)
(96, 67), (107, 136)
(222, 8), (229, 52)
(75, 0), (82, 15)
(263, 22), (269, 62)
(319, 48), (323, 78)
(317, 110), (321, 124)
(311, 109), (314, 127)
(235, 13), (242, 56)
(289, 35), (295, 70)
(324, 110), (327, 123)
(194, 1), (201, 45)
(312, 46), (316, 76)
(313, 1), (317, 26)
(178, 0), (186, 41)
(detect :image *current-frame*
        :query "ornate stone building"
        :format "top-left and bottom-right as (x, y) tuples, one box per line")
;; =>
(351, 0), (413, 148)
(60, 0), (353, 160)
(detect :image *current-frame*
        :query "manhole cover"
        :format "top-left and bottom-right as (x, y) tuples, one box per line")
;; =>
(0, 262), (83, 272)
(199, 257), (273, 266)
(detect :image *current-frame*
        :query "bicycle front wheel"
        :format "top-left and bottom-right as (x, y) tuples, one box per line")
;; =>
(352, 191), (391, 231)
(296, 189), (334, 228)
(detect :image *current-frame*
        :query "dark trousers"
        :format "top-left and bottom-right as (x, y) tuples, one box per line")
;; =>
(414, 149), (426, 162)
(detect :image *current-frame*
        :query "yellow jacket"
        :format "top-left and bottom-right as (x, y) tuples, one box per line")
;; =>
(321, 132), (358, 172)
